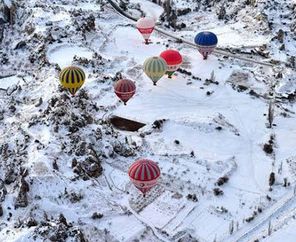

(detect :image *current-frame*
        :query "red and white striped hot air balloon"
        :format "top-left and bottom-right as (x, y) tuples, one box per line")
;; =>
(136, 17), (155, 44)
(128, 159), (161, 196)
(114, 79), (136, 105)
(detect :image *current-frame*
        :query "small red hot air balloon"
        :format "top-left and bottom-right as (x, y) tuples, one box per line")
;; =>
(114, 79), (136, 105)
(128, 159), (161, 197)
(160, 49), (183, 78)
(136, 17), (155, 44)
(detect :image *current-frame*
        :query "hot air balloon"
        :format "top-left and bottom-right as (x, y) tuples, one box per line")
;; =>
(114, 79), (136, 105)
(136, 17), (155, 44)
(59, 66), (86, 96)
(143, 56), (167, 85)
(128, 159), (161, 196)
(160, 49), (183, 78)
(194, 31), (218, 60)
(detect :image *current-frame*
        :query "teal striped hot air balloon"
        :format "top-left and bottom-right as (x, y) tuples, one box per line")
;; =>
(143, 56), (167, 85)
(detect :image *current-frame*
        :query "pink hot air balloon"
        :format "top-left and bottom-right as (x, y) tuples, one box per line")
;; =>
(136, 17), (155, 44)
(128, 159), (161, 197)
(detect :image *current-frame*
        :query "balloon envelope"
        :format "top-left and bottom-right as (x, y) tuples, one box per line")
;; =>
(114, 79), (136, 105)
(194, 31), (218, 59)
(128, 159), (161, 196)
(136, 17), (155, 44)
(160, 49), (183, 78)
(59, 66), (86, 95)
(143, 56), (167, 85)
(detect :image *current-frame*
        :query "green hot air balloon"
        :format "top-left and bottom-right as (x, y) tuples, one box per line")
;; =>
(143, 56), (167, 86)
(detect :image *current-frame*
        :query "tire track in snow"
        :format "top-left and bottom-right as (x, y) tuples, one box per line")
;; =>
(223, 188), (296, 242)
(106, 0), (283, 68)
(222, 84), (265, 193)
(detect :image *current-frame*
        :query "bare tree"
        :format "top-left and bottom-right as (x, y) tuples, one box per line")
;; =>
(268, 100), (274, 128)
(119, 0), (128, 11)
(167, 10), (177, 28)
(1, 0), (16, 24)
(268, 220), (272, 236)
(288, 56), (295, 68)
(283, 178), (288, 187)
(218, 6), (226, 20)
(163, 0), (172, 17)
(210, 70), (215, 82)
(278, 161), (283, 174)
(229, 220), (234, 235)
(246, 0), (257, 6)
(161, 0), (179, 29)
(0, 27), (3, 43)
(269, 172), (275, 187)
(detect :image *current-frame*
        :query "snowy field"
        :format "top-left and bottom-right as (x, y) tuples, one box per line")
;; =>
(0, 0), (296, 241)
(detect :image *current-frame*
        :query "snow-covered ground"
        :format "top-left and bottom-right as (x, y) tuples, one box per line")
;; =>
(0, 0), (296, 241)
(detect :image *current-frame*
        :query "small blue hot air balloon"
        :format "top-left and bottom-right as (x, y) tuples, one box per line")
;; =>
(194, 31), (218, 60)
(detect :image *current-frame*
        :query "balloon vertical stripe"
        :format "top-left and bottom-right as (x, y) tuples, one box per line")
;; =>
(143, 56), (167, 85)
(128, 159), (161, 196)
(59, 66), (86, 96)
(114, 79), (136, 105)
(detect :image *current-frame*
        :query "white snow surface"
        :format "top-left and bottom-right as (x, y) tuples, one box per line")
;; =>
(47, 44), (93, 68)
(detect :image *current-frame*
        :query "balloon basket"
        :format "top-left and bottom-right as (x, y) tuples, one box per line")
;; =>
(165, 74), (177, 79)
(144, 40), (152, 45)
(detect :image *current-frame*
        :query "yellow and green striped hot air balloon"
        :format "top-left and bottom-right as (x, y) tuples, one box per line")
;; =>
(59, 66), (86, 96)
(143, 56), (167, 86)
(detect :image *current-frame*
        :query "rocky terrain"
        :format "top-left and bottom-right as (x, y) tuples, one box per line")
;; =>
(0, 0), (296, 241)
